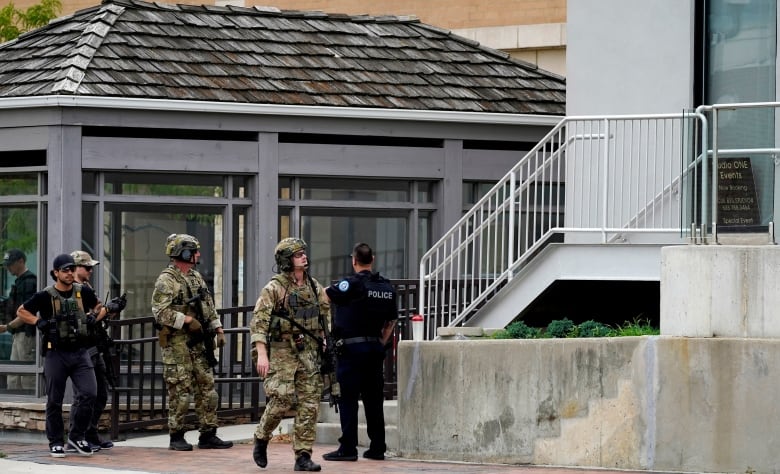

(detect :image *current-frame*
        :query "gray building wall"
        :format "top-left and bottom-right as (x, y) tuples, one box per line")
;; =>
(567, 0), (696, 115)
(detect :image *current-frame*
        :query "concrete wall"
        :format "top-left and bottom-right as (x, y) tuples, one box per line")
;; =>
(398, 337), (780, 473)
(661, 245), (780, 338)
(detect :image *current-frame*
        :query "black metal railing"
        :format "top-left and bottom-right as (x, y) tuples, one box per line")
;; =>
(107, 279), (419, 438)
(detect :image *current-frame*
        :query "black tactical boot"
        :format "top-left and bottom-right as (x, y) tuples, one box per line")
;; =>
(253, 436), (268, 468)
(294, 452), (321, 471)
(168, 430), (193, 451)
(197, 428), (233, 449)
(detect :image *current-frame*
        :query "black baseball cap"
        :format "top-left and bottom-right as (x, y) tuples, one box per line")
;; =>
(52, 253), (76, 271)
(2, 249), (25, 266)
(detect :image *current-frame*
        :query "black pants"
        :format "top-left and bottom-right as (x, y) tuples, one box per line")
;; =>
(44, 348), (97, 447)
(71, 349), (109, 441)
(335, 349), (386, 454)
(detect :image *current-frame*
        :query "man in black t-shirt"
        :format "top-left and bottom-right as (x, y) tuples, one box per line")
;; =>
(17, 253), (100, 458)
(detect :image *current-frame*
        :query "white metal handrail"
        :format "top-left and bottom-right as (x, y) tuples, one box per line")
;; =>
(419, 112), (702, 339)
(696, 101), (780, 243)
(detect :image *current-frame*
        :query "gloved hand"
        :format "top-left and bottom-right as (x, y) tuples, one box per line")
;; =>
(105, 294), (127, 314)
(36, 318), (49, 331)
(86, 312), (97, 326)
(187, 318), (202, 333)
(216, 332), (226, 348)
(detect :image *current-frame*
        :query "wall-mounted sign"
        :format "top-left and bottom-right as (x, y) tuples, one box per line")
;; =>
(717, 157), (760, 229)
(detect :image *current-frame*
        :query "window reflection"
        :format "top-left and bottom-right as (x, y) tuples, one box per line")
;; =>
(104, 172), (224, 197)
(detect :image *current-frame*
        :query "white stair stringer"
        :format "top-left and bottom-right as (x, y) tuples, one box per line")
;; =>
(468, 243), (674, 330)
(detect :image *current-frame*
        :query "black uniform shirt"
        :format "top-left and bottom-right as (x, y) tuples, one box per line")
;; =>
(326, 270), (397, 340)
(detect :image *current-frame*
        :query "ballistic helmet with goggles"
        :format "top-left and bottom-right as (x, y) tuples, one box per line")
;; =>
(274, 237), (307, 272)
(165, 234), (200, 261)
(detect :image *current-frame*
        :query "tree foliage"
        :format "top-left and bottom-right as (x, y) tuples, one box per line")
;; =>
(0, 0), (61, 43)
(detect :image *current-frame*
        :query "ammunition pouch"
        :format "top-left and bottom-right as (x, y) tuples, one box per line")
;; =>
(157, 325), (172, 348)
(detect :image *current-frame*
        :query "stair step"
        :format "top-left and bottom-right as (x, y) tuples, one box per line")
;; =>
(316, 422), (398, 451)
(316, 400), (398, 450)
(318, 400), (397, 424)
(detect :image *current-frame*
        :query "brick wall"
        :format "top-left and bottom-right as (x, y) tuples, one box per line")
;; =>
(11, 0), (566, 29)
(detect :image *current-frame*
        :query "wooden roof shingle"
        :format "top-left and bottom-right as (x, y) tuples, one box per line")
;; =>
(0, 0), (565, 115)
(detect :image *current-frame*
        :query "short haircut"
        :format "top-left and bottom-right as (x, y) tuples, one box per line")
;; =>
(351, 242), (374, 265)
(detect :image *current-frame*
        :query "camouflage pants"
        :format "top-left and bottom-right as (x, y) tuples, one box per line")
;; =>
(255, 344), (322, 455)
(162, 337), (218, 433)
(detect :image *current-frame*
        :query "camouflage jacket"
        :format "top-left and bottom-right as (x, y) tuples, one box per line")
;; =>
(250, 272), (330, 345)
(151, 264), (222, 332)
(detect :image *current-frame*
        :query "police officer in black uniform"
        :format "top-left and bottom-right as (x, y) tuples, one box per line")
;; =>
(17, 253), (100, 458)
(322, 243), (397, 462)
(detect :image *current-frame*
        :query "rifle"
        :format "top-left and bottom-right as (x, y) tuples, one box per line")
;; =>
(305, 274), (340, 411)
(318, 309), (341, 412)
(94, 320), (118, 388)
(270, 308), (341, 412)
(95, 292), (127, 389)
(186, 287), (218, 369)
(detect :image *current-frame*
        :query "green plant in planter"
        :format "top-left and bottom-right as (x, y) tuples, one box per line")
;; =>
(545, 318), (575, 338)
(572, 320), (613, 337)
(613, 317), (659, 336)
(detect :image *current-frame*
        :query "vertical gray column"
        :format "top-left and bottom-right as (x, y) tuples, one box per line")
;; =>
(47, 125), (83, 263)
(255, 132), (279, 295)
(439, 139), (464, 233)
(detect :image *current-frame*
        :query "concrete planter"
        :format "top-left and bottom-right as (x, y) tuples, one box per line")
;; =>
(398, 336), (780, 473)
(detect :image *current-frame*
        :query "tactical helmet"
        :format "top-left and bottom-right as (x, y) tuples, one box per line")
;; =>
(165, 233), (200, 261)
(274, 237), (307, 272)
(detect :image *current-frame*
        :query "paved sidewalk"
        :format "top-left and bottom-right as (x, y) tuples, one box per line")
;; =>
(0, 423), (680, 474)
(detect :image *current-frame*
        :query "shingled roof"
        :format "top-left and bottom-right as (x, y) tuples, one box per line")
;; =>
(0, 0), (565, 115)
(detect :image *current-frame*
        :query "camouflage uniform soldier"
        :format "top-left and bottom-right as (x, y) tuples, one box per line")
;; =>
(251, 238), (330, 472)
(151, 234), (232, 451)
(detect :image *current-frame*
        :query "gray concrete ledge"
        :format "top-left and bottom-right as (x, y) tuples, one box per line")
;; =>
(398, 336), (780, 473)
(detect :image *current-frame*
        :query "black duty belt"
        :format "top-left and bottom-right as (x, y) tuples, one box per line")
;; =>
(341, 336), (381, 345)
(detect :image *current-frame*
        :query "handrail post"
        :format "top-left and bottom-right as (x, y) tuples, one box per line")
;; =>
(418, 260), (426, 340)
(601, 118), (610, 242)
(711, 109), (718, 243)
(508, 170), (516, 281)
(699, 113), (709, 244)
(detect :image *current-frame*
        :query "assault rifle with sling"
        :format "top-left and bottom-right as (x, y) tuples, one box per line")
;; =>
(186, 287), (219, 369)
(269, 308), (341, 412)
(94, 292), (127, 388)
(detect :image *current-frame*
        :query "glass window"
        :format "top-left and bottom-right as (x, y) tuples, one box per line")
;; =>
(279, 177), (292, 199)
(0, 173), (38, 196)
(0, 203), (42, 396)
(82, 171), (98, 195)
(416, 181), (435, 203)
(282, 177), (432, 284)
(300, 178), (409, 201)
(418, 211), (432, 260)
(233, 175), (249, 198)
(463, 181), (497, 207)
(302, 212), (408, 284)
(104, 172), (224, 197)
(102, 205), (223, 316)
(706, 0), (777, 226)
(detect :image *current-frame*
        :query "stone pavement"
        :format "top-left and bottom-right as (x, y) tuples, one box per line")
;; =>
(0, 423), (678, 474)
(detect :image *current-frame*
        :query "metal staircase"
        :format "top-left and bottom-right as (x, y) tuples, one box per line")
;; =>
(418, 111), (706, 337)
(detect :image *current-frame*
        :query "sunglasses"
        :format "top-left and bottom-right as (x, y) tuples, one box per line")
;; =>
(80, 266), (94, 271)
(58, 266), (75, 273)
